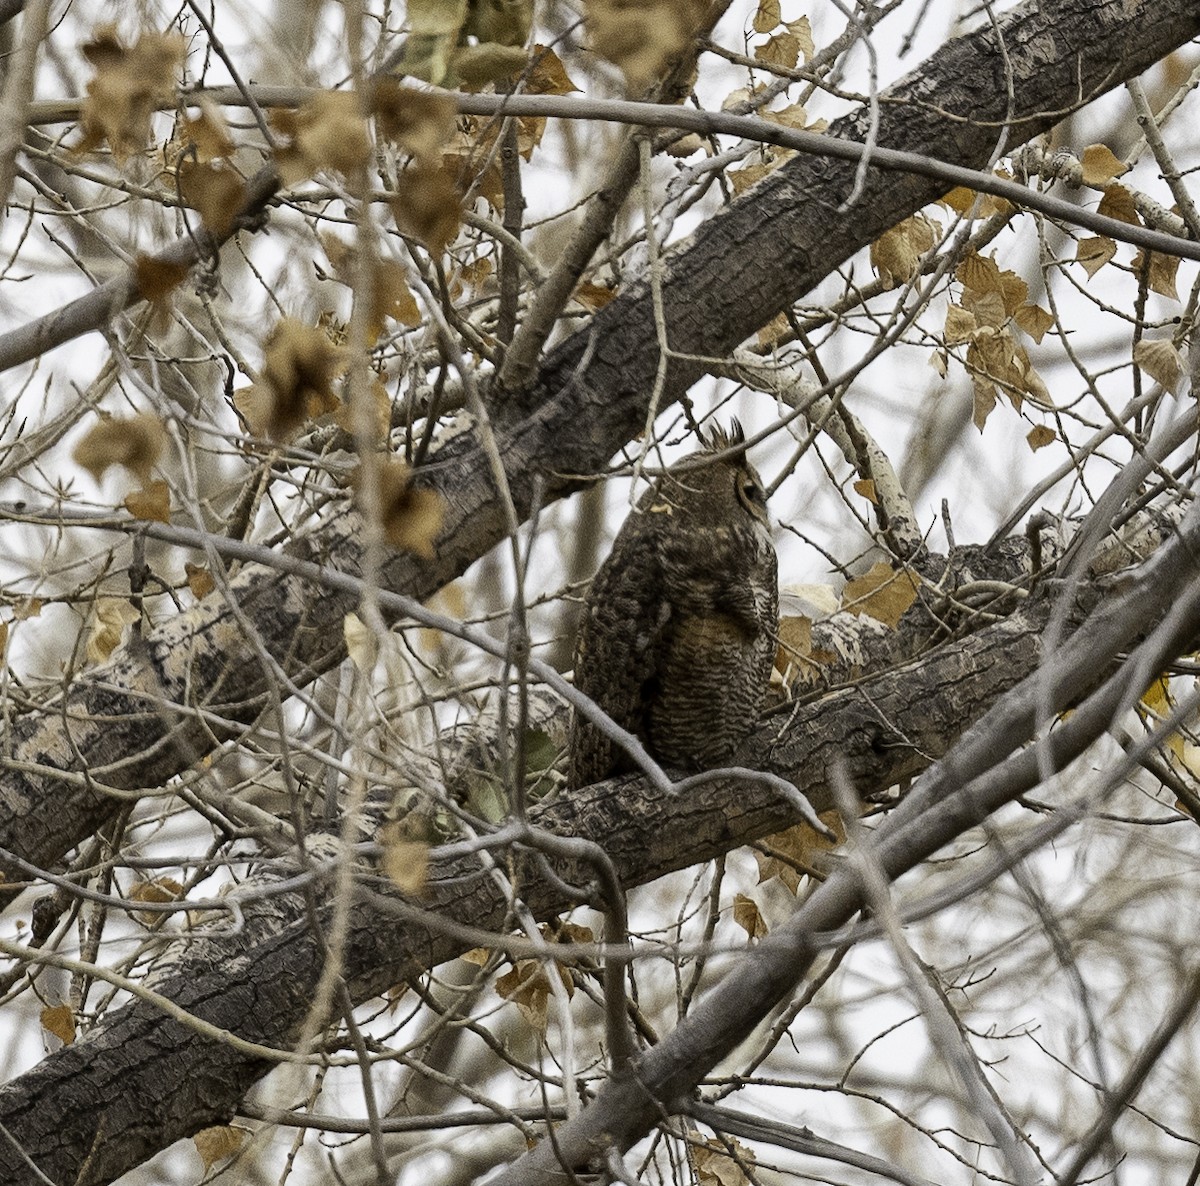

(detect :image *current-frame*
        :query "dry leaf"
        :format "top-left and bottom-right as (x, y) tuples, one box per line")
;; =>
(41, 1005), (76, 1046)
(235, 320), (344, 440)
(334, 377), (393, 442)
(733, 892), (768, 939)
(1027, 425), (1056, 451)
(1133, 338), (1184, 393)
(870, 213), (934, 288)
(193, 1126), (247, 1172)
(941, 185), (978, 214)
(354, 458), (445, 558)
(1080, 143), (1129, 188)
(786, 16), (814, 59)
(13, 598), (42, 621)
(853, 478), (878, 504)
(125, 479), (171, 523)
(177, 159), (247, 236)
(972, 376), (998, 430)
(180, 100), (235, 161)
(585, 0), (708, 90)
(184, 563), (216, 599)
(320, 234), (421, 341)
(1096, 183), (1140, 226)
(1014, 302), (1054, 343)
(573, 280), (617, 310)
(75, 26), (185, 162)
(943, 303), (976, 345)
(752, 0), (780, 33)
(755, 813), (845, 892)
(754, 31), (799, 69)
(391, 162), (463, 255)
(134, 254), (189, 304)
(379, 818), (430, 894)
(343, 611), (377, 675)
(694, 1136), (755, 1185)
(1076, 235), (1117, 279)
(86, 598), (139, 664)
(1132, 248), (1181, 301)
(774, 613), (813, 690)
(496, 958), (573, 1032)
(271, 91), (372, 185)
(370, 81), (456, 163)
(523, 46), (581, 95)
(842, 562), (921, 628)
(756, 310), (789, 347)
(74, 413), (165, 484)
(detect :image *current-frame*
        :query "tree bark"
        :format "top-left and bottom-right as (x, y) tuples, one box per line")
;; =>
(0, 0), (1196, 1182)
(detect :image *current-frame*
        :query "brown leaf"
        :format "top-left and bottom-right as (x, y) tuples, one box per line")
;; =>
(86, 598), (139, 664)
(235, 320), (344, 440)
(972, 376), (998, 430)
(180, 101), (236, 162)
(124, 479), (171, 523)
(1026, 425), (1056, 451)
(184, 563), (216, 599)
(752, 0), (780, 33)
(1133, 338), (1184, 393)
(573, 280), (617, 310)
(334, 378), (393, 443)
(75, 26), (185, 162)
(40, 1005), (76, 1046)
(853, 478), (877, 504)
(193, 1126), (247, 1172)
(942, 302), (977, 345)
(585, 0), (708, 90)
(733, 892), (768, 939)
(695, 1136), (755, 1185)
(755, 813), (845, 893)
(320, 234), (421, 341)
(870, 213), (934, 288)
(177, 159), (247, 236)
(370, 81), (456, 164)
(391, 162), (463, 255)
(1080, 143), (1129, 188)
(1014, 302), (1054, 343)
(271, 91), (372, 185)
(379, 818), (430, 894)
(754, 31), (799, 69)
(496, 958), (573, 1032)
(523, 46), (581, 95)
(1076, 235), (1117, 279)
(354, 458), (445, 558)
(941, 185), (978, 214)
(74, 413), (165, 484)
(13, 598), (41, 621)
(1132, 248), (1181, 301)
(134, 253), (189, 304)
(1096, 183), (1140, 226)
(842, 562), (921, 628)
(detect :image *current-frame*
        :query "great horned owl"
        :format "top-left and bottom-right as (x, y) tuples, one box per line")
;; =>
(567, 423), (778, 789)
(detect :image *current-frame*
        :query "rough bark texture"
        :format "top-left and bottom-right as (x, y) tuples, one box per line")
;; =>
(2, 0), (1195, 900)
(0, 592), (1055, 1185)
(0, 0), (1196, 1182)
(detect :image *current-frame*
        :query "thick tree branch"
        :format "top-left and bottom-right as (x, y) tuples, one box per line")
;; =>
(0, 0), (1194, 907)
(0, 1), (1197, 1182)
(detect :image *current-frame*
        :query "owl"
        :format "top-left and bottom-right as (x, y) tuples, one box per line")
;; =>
(567, 423), (779, 790)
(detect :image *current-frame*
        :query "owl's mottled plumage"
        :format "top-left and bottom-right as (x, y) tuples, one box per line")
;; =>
(568, 424), (779, 789)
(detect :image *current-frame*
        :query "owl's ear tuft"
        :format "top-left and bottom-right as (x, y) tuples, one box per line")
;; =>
(703, 419), (745, 454)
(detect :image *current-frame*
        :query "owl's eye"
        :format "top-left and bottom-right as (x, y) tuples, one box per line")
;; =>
(742, 479), (763, 504)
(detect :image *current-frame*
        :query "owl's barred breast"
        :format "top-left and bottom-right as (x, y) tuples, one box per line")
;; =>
(567, 424), (779, 790)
